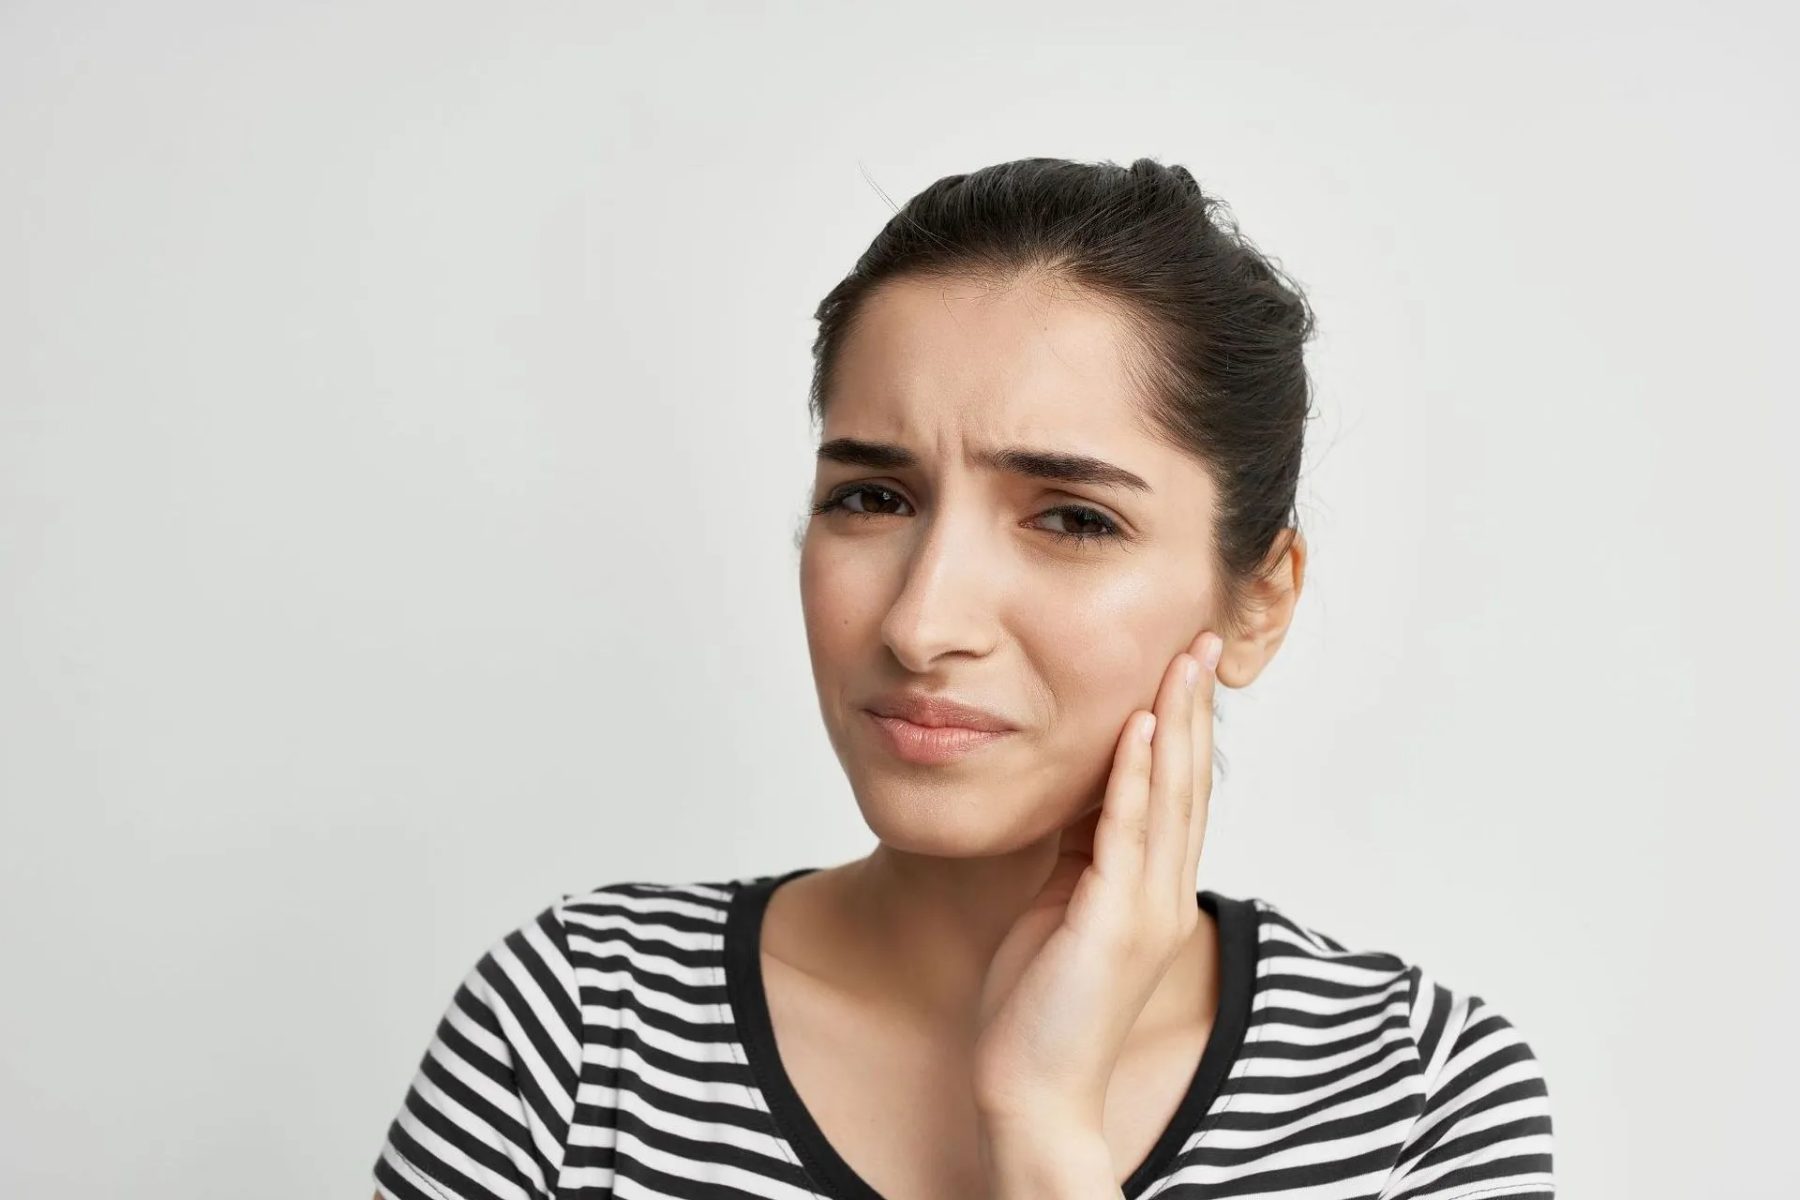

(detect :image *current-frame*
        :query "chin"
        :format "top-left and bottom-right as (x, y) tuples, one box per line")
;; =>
(845, 770), (1086, 858)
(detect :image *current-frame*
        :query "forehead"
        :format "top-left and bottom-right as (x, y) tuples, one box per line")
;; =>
(825, 274), (1158, 454)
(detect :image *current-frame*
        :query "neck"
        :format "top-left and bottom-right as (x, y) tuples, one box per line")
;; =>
(800, 841), (1217, 1039)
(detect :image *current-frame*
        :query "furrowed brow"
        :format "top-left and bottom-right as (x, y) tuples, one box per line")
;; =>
(815, 438), (916, 471)
(974, 445), (1152, 494)
(816, 438), (1152, 494)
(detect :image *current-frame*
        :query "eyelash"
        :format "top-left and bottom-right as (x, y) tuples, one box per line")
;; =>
(810, 484), (1123, 547)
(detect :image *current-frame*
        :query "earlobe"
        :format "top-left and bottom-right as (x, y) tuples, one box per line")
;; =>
(1212, 641), (1244, 690)
(1198, 531), (1305, 691)
(1231, 531), (1307, 687)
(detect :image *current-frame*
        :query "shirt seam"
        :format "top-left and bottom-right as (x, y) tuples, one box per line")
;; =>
(389, 1146), (457, 1200)
(547, 894), (581, 1200)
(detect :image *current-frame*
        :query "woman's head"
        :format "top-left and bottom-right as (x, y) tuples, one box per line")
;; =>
(798, 157), (1313, 856)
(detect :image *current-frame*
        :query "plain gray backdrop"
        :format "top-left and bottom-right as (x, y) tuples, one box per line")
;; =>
(1, 1), (1793, 1196)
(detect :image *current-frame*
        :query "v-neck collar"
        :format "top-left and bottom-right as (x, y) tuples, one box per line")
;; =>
(722, 865), (1260, 1200)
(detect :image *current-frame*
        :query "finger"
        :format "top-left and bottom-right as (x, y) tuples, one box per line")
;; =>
(1183, 634), (1223, 889)
(1038, 806), (1102, 909)
(1091, 707), (1156, 889)
(1144, 646), (1197, 904)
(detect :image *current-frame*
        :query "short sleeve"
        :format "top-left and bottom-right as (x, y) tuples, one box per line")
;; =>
(1378, 968), (1556, 1200)
(373, 902), (583, 1200)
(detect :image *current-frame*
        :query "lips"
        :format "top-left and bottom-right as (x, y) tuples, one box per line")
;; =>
(863, 691), (1015, 732)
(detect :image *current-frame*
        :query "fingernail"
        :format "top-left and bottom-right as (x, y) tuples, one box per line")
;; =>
(1183, 656), (1199, 689)
(1202, 636), (1223, 672)
(1139, 713), (1157, 742)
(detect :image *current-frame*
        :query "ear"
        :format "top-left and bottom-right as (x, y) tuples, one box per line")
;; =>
(1217, 529), (1307, 688)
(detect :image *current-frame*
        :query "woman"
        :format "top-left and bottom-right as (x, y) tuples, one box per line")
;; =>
(371, 157), (1554, 1200)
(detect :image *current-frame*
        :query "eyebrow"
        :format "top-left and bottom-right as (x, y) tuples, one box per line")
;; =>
(816, 437), (1153, 494)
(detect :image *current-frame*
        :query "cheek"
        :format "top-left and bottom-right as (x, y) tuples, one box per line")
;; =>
(1030, 571), (1177, 722)
(799, 534), (882, 664)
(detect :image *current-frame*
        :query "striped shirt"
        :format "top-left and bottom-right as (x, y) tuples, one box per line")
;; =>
(373, 867), (1554, 1200)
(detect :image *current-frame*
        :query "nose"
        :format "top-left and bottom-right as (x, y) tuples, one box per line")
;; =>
(878, 504), (1002, 673)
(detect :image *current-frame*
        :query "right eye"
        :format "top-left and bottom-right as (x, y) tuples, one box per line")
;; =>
(812, 484), (913, 518)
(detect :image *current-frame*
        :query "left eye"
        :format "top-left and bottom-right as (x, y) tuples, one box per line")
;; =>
(1038, 505), (1119, 540)
(814, 486), (1120, 545)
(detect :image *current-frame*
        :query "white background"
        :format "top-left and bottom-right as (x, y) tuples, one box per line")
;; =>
(2, 2), (1793, 1196)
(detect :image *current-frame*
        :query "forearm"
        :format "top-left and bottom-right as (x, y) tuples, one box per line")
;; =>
(979, 1122), (1121, 1200)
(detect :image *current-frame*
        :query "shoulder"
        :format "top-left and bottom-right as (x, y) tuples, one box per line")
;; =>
(523, 876), (758, 999)
(542, 875), (748, 969)
(372, 874), (772, 1199)
(451, 877), (748, 1026)
(1236, 891), (1420, 1013)
(1234, 893), (1555, 1198)
(1245, 892), (1555, 1072)
(552, 876), (742, 935)
(1239, 891), (1549, 1075)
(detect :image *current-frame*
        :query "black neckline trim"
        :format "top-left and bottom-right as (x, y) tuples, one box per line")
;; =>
(722, 866), (1261, 1200)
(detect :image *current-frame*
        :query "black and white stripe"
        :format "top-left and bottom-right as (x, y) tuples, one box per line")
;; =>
(374, 871), (1552, 1199)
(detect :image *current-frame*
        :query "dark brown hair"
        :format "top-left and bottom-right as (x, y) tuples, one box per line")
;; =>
(807, 156), (1315, 637)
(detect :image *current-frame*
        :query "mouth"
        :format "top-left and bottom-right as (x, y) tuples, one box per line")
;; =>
(862, 710), (1013, 765)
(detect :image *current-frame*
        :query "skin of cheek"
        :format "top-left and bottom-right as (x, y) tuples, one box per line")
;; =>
(799, 522), (1205, 857)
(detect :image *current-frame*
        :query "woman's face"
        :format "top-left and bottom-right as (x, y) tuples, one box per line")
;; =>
(799, 273), (1224, 856)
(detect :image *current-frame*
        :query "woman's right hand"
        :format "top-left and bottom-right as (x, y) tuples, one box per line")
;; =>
(971, 630), (1223, 1134)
